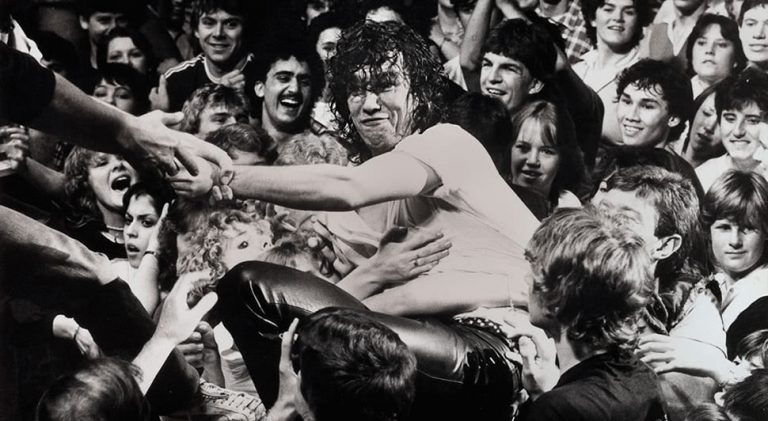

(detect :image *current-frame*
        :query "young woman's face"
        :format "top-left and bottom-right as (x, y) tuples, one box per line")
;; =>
(720, 102), (764, 161)
(691, 24), (737, 83)
(710, 218), (766, 278)
(92, 79), (138, 114)
(593, 0), (640, 50)
(689, 93), (722, 154)
(107, 36), (149, 75)
(87, 153), (138, 216)
(510, 118), (560, 198)
(124, 194), (160, 268)
(220, 222), (274, 270)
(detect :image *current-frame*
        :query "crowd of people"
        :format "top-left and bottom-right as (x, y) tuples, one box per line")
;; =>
(2, 0), (768, 420)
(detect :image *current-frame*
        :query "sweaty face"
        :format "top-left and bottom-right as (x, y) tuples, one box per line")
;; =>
(593, 0), (640, 50)
(124, 194), (160, 268)
(256, 57), (314, 132)
(740, 5), (768, 66)
(616, 83), (676, 147)
(481, 53), (539, 112)
(691, 24), (737, 83)
(195, 103), (248, 139)
(689, 93), (722, 155)
(510, 119), (560, 198)
(82, 12), (128, 45)
(220, 222), (274, 270)
(195, 9), (244, 67)
(720, 102), (764, 161)
(346, 58), (416, 155)
(92, 79), (138, 114)
(107, 36), (149, 75)
(710, 218), (766, 279)
(87, 153), (139, 216)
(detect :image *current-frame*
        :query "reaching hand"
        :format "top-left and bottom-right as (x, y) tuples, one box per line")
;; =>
(154, 271), (218, 346)
(73, 327), (102, 360)
(179, 321), (220, 369)
(0, 125), (30, 175)
(268, 318), (301, 421)
(503, 311), (559, 399)
(369, 227), (451, 283)
(220, 69), (246, 92)
(637, 334), (728, 377)
(149, 74), (170, 111)
(167, 156), (217, 198)
(124, 110), (233, 183)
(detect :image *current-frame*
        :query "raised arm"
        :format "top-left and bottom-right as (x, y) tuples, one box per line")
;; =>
(0, 44), (231, 180)
(227, 151), (441, 211)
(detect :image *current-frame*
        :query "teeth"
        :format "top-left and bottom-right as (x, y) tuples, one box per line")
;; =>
(623, 126), (640, 135)
(484, 88), (505, 96)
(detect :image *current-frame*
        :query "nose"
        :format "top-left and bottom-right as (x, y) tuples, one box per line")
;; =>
(704, 40), (715, 55)
(361, 91), (381, 113)
(623, 103), (640, 122)
(729, 229), (743, 248)
(286, 77), (299, 94)
(755, 22), (767, 39)
(612, 8), (624, 21)
(116, 54), (129, 64)
(125, 220), (138, 238)
(525, 150), (541, 167)
(104, 92), (115, 105)
(214, 22), (225, 37)
(224, 115), (237, 126)
(733, 119), (746, 138)
(703, 115), (718, 133)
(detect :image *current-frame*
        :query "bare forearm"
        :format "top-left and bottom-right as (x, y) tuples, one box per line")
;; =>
(461, 0), (495, 71)
(22, 158), (65, 200)
(337, 264), (387, 300)
(364, 274), (514, 316)
(230, 164), (390, 211)
(28, 74), (133, 155)
(133, 337), (177, 394)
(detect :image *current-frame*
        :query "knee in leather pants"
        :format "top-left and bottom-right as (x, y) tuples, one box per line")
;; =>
(217, 261), (521, 420)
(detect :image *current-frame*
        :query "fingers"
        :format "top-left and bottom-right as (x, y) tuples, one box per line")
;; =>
(518, 336), (539, 370)
(403, 229), (445, 250)
(412, 239), (452, 263)
(279, 318), (300, 369)
(192, 291), (219, 321)
(175, 146), (200, 177)
(194, 141), (233, 184)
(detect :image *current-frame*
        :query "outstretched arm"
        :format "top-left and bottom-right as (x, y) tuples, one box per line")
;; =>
(227, 151), (441, 211)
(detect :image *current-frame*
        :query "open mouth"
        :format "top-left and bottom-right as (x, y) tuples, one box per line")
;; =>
(607, 25), (625, 31)
(622, 125), (642, 136)
(483, 87), (506, 97)
(521, 170), (542, 178)
(110, 174), (132, 191)
(279, 96), (303, 108)
(126, 244), (140, 253)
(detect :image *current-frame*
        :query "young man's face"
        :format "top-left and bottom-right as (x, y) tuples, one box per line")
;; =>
(256, 57), (314, 132)
(346, 58), (416, 156)
(740, 5), (768, 66)
(480, 52), (540, 112)
(616, 82), (677, 147)
(81, 12), (129, 45)
(195, 102), (248, 139)
(195, 9), (245, 67)
(593, 0), (640, 50)
(720, 101), (764, 160)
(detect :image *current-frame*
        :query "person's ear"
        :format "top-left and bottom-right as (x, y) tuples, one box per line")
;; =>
(255, 81), (265, 98)
(79, 16), (89, 31)
(667, 115), (681, 128)
(528, 78), (545, 95)
(650, 234), (682, 261)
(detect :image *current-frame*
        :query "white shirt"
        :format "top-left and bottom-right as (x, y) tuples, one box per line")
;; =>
(695, 150), (768, 192)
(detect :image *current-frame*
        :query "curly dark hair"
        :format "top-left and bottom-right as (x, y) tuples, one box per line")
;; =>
(616, 59), (694, 141)
(327, 20), (447, 163)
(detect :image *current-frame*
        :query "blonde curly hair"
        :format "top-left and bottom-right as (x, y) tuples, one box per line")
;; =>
(175, 207), (273, 299)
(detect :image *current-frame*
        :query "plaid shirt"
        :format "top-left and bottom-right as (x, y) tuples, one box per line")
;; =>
(539, 0), (592, 64)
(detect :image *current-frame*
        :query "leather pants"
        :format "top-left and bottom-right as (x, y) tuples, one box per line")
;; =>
(217, 261), (521, 421)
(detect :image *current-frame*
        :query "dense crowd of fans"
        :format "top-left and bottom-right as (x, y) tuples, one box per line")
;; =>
(2, 0), (768, 420)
